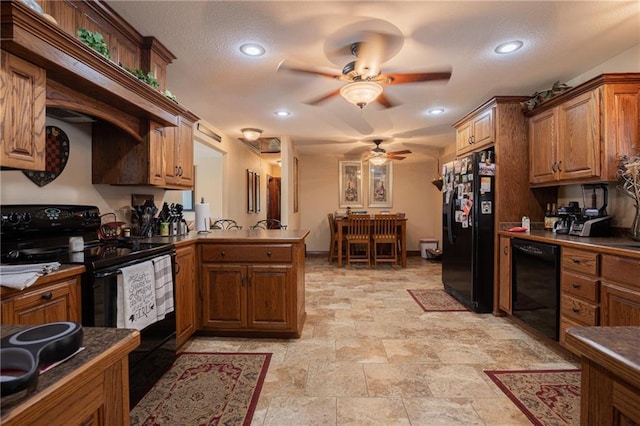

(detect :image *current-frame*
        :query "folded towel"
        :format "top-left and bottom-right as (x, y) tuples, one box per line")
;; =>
(116, 260), (157, 330)
(0, 262), (61, 290)
(152, 254), (174, 321)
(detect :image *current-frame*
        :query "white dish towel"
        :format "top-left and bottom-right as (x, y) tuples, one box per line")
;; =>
(117, 260), (157, 330)
(0, 262), (61, 290)
(152, 254), (174, 321)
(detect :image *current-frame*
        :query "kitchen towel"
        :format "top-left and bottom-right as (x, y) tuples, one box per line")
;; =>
(0, 262), (61, 290)
(152, 254), (174, 321)
(117, 260), (157, 330)
(195, 202), (211, 232)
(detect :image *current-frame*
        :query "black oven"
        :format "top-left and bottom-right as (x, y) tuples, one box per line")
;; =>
(511, 238), (560, 341)
(1, 205), (177, 409)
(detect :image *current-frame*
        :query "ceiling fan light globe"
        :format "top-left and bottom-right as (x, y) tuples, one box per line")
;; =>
(340, 81), (383, 108)
(369, 154), (387, 166)
(241, 128), (263, 141)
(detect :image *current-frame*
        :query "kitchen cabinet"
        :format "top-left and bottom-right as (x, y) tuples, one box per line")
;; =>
(175, 244), (196, 348)
(600, 253), (640, 326)
(454, 106), (494, 155)
(559, 247), (600, 348)
(527, 73), (640, 186)
(1, 273), (81, 325)
(92, 113), (195, 189)
(498, 235), (511, 313)
(199, 240), (306, 338)
(0, 50), (46, 171)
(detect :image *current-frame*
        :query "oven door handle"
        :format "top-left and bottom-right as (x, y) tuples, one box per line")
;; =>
(92, 249), (175, 279)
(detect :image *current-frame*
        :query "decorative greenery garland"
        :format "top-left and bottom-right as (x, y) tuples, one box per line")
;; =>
(76, 28), (178, 103)
(520, 81), (572, 111)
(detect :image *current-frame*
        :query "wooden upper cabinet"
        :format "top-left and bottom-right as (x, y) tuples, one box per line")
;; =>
(0, 51), (46, 171)
(454, 107), (495, 155)
(164, 114), (195, 189)
(527, 73), (640, 186)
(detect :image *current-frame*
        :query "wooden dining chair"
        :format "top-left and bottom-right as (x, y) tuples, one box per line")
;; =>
(372, 214), (398, 266)
(327, 213), (346, 263)
(250, 219), (287, 230)
(346, 215), (371, 267)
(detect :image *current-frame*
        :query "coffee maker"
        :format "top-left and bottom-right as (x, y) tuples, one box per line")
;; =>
(554, 201), (581, 234)
(569, 184), (612, 237)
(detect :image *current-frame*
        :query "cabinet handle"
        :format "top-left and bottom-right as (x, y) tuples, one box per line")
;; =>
(503, 246), (508, 255)
(551, 162), (556, 172)
(468, 136), (472, 145)
(572, 307), (580, 313)
(41, 291), (53, 301)
(175, 165), (179, 176)
(266, 251), (272, 256)
(178, 166), (183, 177)
(220, 251), (226, 257)
(572, 258), (581, 264)
(556, 161), (562, 172)
(175, 262), (181, 275)
(572, 283), (580, 288)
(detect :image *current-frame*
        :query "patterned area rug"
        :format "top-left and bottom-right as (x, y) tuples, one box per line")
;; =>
(130, 352), (271, 426)
(485, 369), (581, 425)
(407, 289), (469, 312)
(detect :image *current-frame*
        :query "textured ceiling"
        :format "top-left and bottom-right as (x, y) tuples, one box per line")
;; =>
(108, 1), (640, 162)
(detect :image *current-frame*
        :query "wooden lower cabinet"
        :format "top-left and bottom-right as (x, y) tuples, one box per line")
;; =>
(600, 253), (640, 326)
(498, 235), (511, 314)
(199, 242), (305, 338)
(1, 275), (81, 325)
(175, 245), (196, 348)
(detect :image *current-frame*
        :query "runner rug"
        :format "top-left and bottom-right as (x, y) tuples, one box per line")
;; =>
(485, 369), (581, 425)
(130, 352), (271, 426)
(407, 289), (468, 312)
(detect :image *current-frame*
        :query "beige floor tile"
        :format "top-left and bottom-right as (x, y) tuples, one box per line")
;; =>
(284, 338), (336, 363)
(336, 338), (388, 363)
(261, 359), (309, 396)
(471, 396), (533, 425)
(382, 339), (441, 364)
(403, 397), (485, 425)
(337, 397), (410, 425)
(306, 362), (368, 397)
(363, 364), (434, 397)
(262, 396), (336, 426)
(423, 365), (496, 398)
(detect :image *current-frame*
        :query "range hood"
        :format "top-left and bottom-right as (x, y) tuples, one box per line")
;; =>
(1, 0), (194, 140)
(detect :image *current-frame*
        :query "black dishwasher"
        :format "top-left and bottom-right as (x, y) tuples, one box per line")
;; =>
(511, 238), (560, 340)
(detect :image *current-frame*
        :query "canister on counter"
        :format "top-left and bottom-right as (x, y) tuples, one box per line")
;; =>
(159, 222), (169, 236)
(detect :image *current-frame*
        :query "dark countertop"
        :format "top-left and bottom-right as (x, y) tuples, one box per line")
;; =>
(147, 229), (310, 246)
(497, 229), (640, 259)
(0, 326), (140, 416)
(565, 326), (640, 388)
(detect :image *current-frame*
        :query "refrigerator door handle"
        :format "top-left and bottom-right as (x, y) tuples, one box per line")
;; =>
(447, 187), (457, 245)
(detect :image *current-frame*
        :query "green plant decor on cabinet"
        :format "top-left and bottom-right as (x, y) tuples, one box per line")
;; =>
(77, 28), (111, 59)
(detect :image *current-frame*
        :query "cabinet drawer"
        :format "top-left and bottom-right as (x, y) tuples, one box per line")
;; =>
(561, 294), (598, 325)
(561, 271), (599, 303)
(601, 254), (640, 289)
(201, 244), (292, 263)
(562, 247), (599, 276)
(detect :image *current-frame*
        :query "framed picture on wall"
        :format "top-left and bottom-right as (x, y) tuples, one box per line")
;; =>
(339, 161), (363, 208)
(254, 172), (261, 213)
(247, 169), (255, 213)
(368, 162), (393, 208)
(294, 157), (299, 213)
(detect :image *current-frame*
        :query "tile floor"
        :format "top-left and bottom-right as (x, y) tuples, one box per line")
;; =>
(182, 255), (579, 425)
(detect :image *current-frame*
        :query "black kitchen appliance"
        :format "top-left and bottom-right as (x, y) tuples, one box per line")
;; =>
(0, 205), (176, 408)
(569, 184), (612, 237)
(554, 201), (581, 234)
(442, 147), (495, 313)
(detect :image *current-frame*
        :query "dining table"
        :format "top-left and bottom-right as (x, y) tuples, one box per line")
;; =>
(335, 216), (408, 268)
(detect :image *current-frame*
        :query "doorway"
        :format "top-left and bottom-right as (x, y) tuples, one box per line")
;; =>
(267, 175), (281, 223)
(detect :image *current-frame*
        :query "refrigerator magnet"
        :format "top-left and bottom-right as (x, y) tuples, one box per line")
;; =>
(480, 177), (491, 193)
(481, 201), (492, 214)
(462, 216), (469, 228)
(455, 210), (464, 223)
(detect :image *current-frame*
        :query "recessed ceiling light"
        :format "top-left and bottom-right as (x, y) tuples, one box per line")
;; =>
(494, 40), (524, 54)
(240, 43), (265, 57)
(274, 110), (291, 117)
(428, 108), (445, 115)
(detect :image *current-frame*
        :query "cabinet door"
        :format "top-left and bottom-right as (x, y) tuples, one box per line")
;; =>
(247, 265), (293, 330)
(601, 281), (640, 326)
(175, 246), (196, 348)
(1, 277), (81, 325)
(498, 236), (511, 313)
(163, 125), (178, 184)
(200, 264), (246, 329)
(148, 121), (167, 186)
(176, 117), (194, 188)
(470, 107), (495, 149)
(557, 89), (601, 181)
(529, 108), (557, 184)
(0, 51), (46, 171)
(455, 121), (473, 154)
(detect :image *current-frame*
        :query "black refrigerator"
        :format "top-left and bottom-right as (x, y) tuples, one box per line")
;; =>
(442, 147), (495, 313)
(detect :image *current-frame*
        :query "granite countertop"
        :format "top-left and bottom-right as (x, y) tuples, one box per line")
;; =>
(565, 326), (640, 388)
(497, 228), (640, 258)
(0, 326), (140, 416)
(147, 229), (310, 246)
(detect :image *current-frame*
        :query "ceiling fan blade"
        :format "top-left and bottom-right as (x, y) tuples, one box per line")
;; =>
(381, 71), (452, 85)
(375, 92), (395, 108)
(305, 88), (342, 106)
(277, 61), (342, 80)
(388, 156), (406, 160)
(387, 150), (412, 156)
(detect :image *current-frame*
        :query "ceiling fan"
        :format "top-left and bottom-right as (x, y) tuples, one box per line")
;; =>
(363, 139), (412, 165)
(278, 32), (451, 109)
